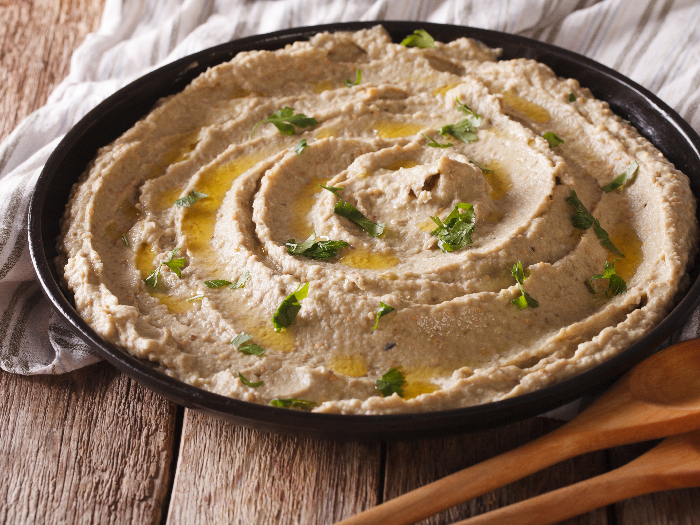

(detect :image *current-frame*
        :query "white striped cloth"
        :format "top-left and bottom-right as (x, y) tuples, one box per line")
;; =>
(2, 0), (700, 375)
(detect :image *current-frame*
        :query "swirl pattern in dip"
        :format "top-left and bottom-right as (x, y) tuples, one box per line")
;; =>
(58, 26), (697, 414)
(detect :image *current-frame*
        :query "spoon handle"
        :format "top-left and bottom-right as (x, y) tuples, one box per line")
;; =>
(450, 430), (700, 525)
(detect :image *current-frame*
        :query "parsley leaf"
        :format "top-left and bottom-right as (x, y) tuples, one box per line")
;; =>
(438, 119), (480, 144)
(543, 132), (564, 148)
(454, 97), (482, 123)
(601, 160), (638, 193)
(566, 190), (624, 256)
(144, 247), (185, 287)
(422, 132), (452, 148)
(286, 231), (349, 260)
(272, 282), (309, 332)
(174, 190), (209, 208)
(470, 159), (491, 174)
(231, 332), (265, 355)
(294, 139), (308, 155)
(401, 29), (435, 48)
(121, 233), (129, 247)
(590, 259), (627, 296)
(429, 203), (476, 253)
(238, 372), (263, 388)
(376, 368), (406, 397)
(569, 93), (576, 102)
(186, 294), (205, 302)
(372, 302), (395, 330)
(319, 185), (385, 238)
(250, 107), (318, 138)
(345, 69), (362, 87)
(269, 398), (316, 410)
(511, 260), (539, 310)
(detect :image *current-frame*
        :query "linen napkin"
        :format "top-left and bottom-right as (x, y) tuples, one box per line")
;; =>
(2, 0), (700, 375)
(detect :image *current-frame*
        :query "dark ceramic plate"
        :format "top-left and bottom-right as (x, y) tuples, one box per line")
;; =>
(29, 21), (700, 441)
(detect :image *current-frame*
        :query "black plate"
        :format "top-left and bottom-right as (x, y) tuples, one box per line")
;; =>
(29, 21), (700, 441)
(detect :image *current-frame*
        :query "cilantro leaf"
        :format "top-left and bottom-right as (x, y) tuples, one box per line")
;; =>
(569, 93), (576, 102)
(320, 185), (385, 238)
(438, 118), (480, 144)
(400, 29), (435, 49)
(121, 233), (130, 247)
(143, 247), (185, 287)
(163, 247), (186, 278)
(269, 398), (316, 410)
(376, 368), (406, 397)
(422, 132), (452, 148)
(543, 132), (564, 148)
(272, 282), (309, 332)
(186, 294), (205, 302)
(601, 160), (638, 193)
(590, 259), (627, 296)
(372, 302), (395, 330)
(470, 159), (491, 174)
(429, 203), (476, 252)
(238, 372), (263, 388)
(294, 139), (308, 155)
(566, 190), (624, 256)
(174, 190), (209, 208)
(250, 107), (318, 138)
(345, 69), (362, 87)
(205, 279), (232, 288)
(511, 260), (539, 310)
(286, 231), (349, 260)
(231, 332), (265, 356)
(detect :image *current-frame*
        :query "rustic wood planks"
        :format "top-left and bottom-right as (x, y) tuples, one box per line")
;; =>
(0, 363), (177, 524)
(166, 409), (381, 524)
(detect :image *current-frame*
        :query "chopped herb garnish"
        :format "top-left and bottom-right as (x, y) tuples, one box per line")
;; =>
(174, 190), (209, 208)
(566, 190), (624, 256)
(429, 203), (476, 253)
(269, 398), (316, 410)
(294, 139), (308, 155)
(121, 233), (130, 247)
(568, 93), (576, 102)
(250, 107), (318, 138)
(238, 372), (263, 388)
(205, 270), (250, 289)
(601, 160), (638, 193)
(376, 368), (406, 397)
(345, 69), (362, 87)
(286, 231), (349, 260)
(543, 132), (564, 148)
(231, 332), (265, 356)
(144, 247), (186, 287)
(372, 302), (395, 330)
(272, 282), (309, 332)
(422, 132), (452, 148)
(401, 29), (435, 49)
(470, 159), (491, 174)
(319, 185), (385, 238)
(186, 294), (205, 302)
(438, 118), (481, 144)
(454, 97), (482, 122)
(511, 260), (539, 310)
(590, 259), (627, 297)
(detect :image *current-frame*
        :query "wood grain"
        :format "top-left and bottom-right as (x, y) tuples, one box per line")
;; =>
(608, 440), (700, 525)
(0, 0), (104, 142)
(383, 418), (608, 525)
(0, 363), (177, 524)
(166, 409), (381, 524)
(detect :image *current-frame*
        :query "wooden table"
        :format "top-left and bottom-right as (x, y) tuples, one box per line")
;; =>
(2, 2), (700, 523)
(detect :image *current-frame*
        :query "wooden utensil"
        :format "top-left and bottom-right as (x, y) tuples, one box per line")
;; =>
(336, 338), (700, 525)
(452, 428), (700, 525)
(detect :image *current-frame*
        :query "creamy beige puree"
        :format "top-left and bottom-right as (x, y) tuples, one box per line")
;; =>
(59, 26), (697, 414)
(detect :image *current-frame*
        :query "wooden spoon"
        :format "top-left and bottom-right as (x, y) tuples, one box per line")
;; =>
(336, 338), (700, 525)
(451, 428), (700, 525)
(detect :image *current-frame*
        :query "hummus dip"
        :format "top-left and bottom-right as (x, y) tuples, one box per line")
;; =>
(58, 26), (697, 414)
